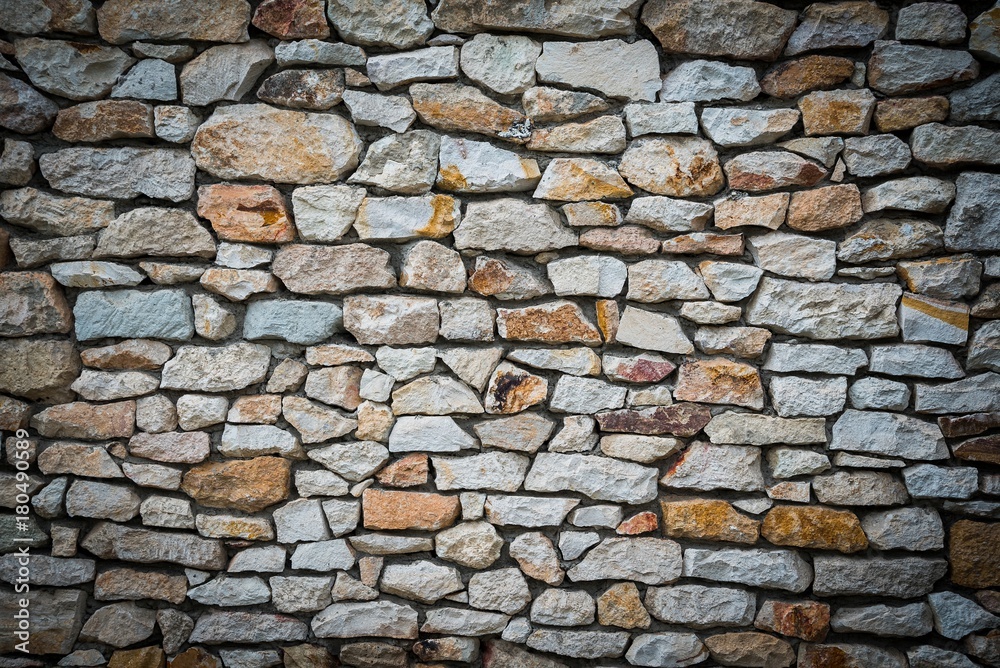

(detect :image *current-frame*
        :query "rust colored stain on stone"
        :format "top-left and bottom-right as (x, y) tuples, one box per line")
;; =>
(31, 400), (136, 440)
(874, 96), (949, 133)
(376, 453), (429, 487)
(362, 489), (461, 531)
(597, 582), (651, 629)
(661, 498), (760, 544)
(181, 456), (291, 513)
(497, 303), (602, 345)
(761, 55), (854, 99)
(660, 233), (745, 256)
(617, 511), (658, 535)
(756, 600), (830, 642)
(674, 358), (764, 410)
(596, 403), (712, 437)
(787, 184), (863, 232)
(761, 505), (868, 554)
(487, 368), (547, 414)
(197, 183), (296, 244)
(251, 0), (329, 39)
(797, 644), (861, 668)
(950, 519), (1000, 588)
(53, 100), (155, 143)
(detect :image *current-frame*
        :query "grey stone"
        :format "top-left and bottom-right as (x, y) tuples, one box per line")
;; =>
(274, 39), (367, 67)
(10, 235), (95, 268)
(0, 139), (36, 185)
(660, 60), (760, 103)
(862, 507), (944, 551)
(869, 41), (978, 95)
(188, 576), (270, 607)
(111, 58), (176, 100)
(243, 300), (342, 345)
(767, 448), (830, 479)
(831, 409), (946, 460)
(342, 90), (416, 133)
(843, 133), (911, 177)
(896, 2), (967, 43)
(945, 172), (1000, 251)
(0, 555), (94, 587)
(468, 568), (531, 614)
(380, 560), (464, 603)
(219, 423), (301, 458)
(422, 609), (510, 636)
(704, 412), (827, 446)
(812, 556), (947, 597)
(522, 86), (609, 122)
(617, 306), (694, 354)
(548, 255), (627, 298)
(432, 0), (640, 38)
(15, 37), (133, 100)
(50, 261), (143, 288)
(831, 602), (933, 637)
(862, 176), (956, 214)
(308, 441), (388, 481)
(662, 442), (764, 492)
(179, 40), (272, 106)
(785, 1), (888, 54)
(328, 0), (432, 49)
(367, 46), (458, 91)
(460, 33), (540, 96)
(435, 521), (503, 569)
(0, 72), (58, 133)
(682, 547), (812, 592)
(74, 290), (193, 341)
(849, 377), (910, 410)
(915, 373), (1000, 414)
(153, 104), (200, 142)
(433, 452), (528, 492)
(456, 199), (576, 254)
(567, 537), (682, 585)
(549, 376), (626, 414)
(290, 539), (355, 571)
(526, 630), (629, 660)
(869, 343), (964, 379)
(839, 219), (944, 263)
(971, 320), (1000, 372)
(484, 495), (578, 528)
(903, 464), (979, 499)
(270, 576), (333, 613)
(701, 107), (799, 147)
(814, 470), (909, 506)
(291, 184), (365, 242)
(389, 416), (476, 453)
(437, 136), (540, 194)
(535, 39), (659, 101)
(524, 453), (657, 504)
(951, 72), (1000, 123)
(70, 370), (158, 401)
(746, 277), (901, 340)
(624, 102), (699, 136)
(79, 602), (155, 648)
(928, 591), (1000, 640)
(160, 342), (271, 392)
(748, 231), (836, 281)
(912, 124), (1000, 168)
(625, 196), (712, 233)
(530, 589), (594, 626)
(189, 612), (309, 644)
(908, 645), (980, 668)
(39, 148), (195, 202)
(645, 584), (755, 628)
(770, 376), (846, 417)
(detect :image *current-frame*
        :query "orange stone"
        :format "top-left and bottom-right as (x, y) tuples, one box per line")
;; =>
(94, 567), (188, 604)
(617, 511), (658, 535)
(787, 184), (863, 232)
(950, 519), (1000, 588)
(661, 498), (760, 544)
(874, 96), (949, 133)
(228, 394), (282, 424)
(661, 233), (744, 256)
(761, 505), (868, 554)
(797, 644), (863, 668)
(53, 100), (155, 142)
(798, 89), (875, 136)
(755, 599), (830, 642)
(30, 400), (135, 440)
(168, 647), (221, 668)
(673, 358), (764, 410)
(181, 456), (291, 513)
(80, 339), (172, 370)
(596, 582), (651, 629)
(596, 299), (620, 343)
(534, 158), (633, 202)
(580, 226), (661, 255)
(485, 364), (548, 414)
(197, 183), (296, 244)
(496, 301), (602, 345)
(761, 55), (855, 99)
(714, 193), (788, 230)
(362, 489), (460, 531)
(411, 83), (529, 143)
(108, 647), (166, 668)
(376, 454), (429, 488)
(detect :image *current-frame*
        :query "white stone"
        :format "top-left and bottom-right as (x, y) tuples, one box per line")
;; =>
(767, 448), (831, 479)
(549, 376), (626, 414)
(683, 548), (812, 593)
(569, 505), (623, 529)
(176, 395), (228, 431)
(380, 560), (464, 603)
(769, 376), (847, 417)
(662, 442), (764, 492)
(468, 568), (531, 614)
(567, 537), (682, 585)
(701, 107), (799, 147)
(705, 412), (827, 445)
(187, 576), (270, 607)
(320, 499), (360, 537)
(869, 344), (964, 379)
(388, 416), (477, 453)
(460, 34), (540, 95)
(698, 261), (763, 302)
(764, 343), (868, 375)
(749, 231), (837, 281)
(295, 470), (350, 498)
(660, 60), (760, 102)
(547, 256), (626, 298)
(627, 260), (711, 302)
(219, 424), (302, 458)
(436, 136), (540, 193)
(391, 375), (483, 415)
(376, 346), (437, 381)
(535, 39), (660, 101)
(484, 495), (579, 527)
(624, 102), (699, 136)
(616, 306), (694, 354)
(525, 453), (657, 504)
(507, 348), (601, 376)
(530, 589), (594, 626)
(432, 452), (530, 492)
(366, 47), (459, 91)
(830, 410), (947, 460)
(455, 199), (576, 253)
(559, 531), (601, 560)
(342, 90), (416, 133)
(307, 441), (389, 481)
(311, 601), (418, 640)
(625, 196), (712, 233)
(354, 194), (460, 241)
(290, 539), (355, 571)
(599, 435), (682, 464)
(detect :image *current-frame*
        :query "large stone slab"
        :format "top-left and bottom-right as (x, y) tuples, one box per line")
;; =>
(81, 521), (226, 569)
(432, 0), (640, 38)
(524, 453), (657, 504)
(39, 147), (195, 202)
(160, 342), (271, 392)
(313, 601), (419, 639)
(831, 410), (947, 460)
(535, 39), (659, 101)
(0, 589), (86, 654)
(746, 277), (901, 340)
(97, 0), (251, 43)
(74, 289), (193, 341)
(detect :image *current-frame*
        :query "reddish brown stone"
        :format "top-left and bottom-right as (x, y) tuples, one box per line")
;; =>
(0, 271), (73, 337)
(726, 156), (826, 192)
(762, 506), (868, 554)
(661, 498), (760, 544)
(604, 354), (675, 383)
(761, 55), (855, 99)
(283, 644), (334, 668)
(596, 299), (619, 344)
(660, 233), (744, 256)
(109, 647), (166, 668)
(53, 100), (154, 142)
(950, 520), (1000, 588)
(977, 590), (1000, 615)
(0, 227), (10, 269)
(617, 511), (658, 535)
(80, 339), (173, 370)
(953, 435), (1000, 466)
(755, 600), (830, 643)
(376, 454), (429, 488)
(938, 412), (1000, 438)
(787, 184), (863, 232)
(362, 489), (460, 531)
(580, 225), (661, 255)
(496, 302), (602, 345)
(674, 359), (764, 410)
(95, 568), (187, 604)
(797, 644), (863, 668)
(31, 401), (135, 440)
(251, 0), (329, 38)
(181, 457), (291, 513)
(168, 647), (221, 668)
(486, 364), (547, 414)
(874, 96), (949, 133)
(595, 403), (712, 437)
(197, 184), (296, 244)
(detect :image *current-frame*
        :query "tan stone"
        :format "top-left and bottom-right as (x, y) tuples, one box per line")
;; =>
(798, 89), (876, 136)
(273, 244), (396, 295)
(786, 184), (862, 232)
(874, 97), (948, 133)
(714, 193), (788, 230)
(97, 0), (251, 43)
(755, 600), (830, 642)
(0, 271), (73, 336)
(761, 506), (868, 554)
(228, 395), (282, 424)
(410, 83), (530, 142)
(662, 233), (745, 256)
(533, 158), (632, 201)
(376, 454), (429, 488)
(357, 401), (395, 442)
(597, 582), (651, 629)
(53, 101), (154, 142)
(95, 568), (187, 604)
(252, 0), (329, 39)
(37, 442), (123, 478)
(107, 647), (166, 668)
(200, 268), (279, 301)
(596, 299), (620, 344)
(696, 326), (772, 358)
(195, 515), (274, 541)
(761, 55), (855, 99)
(661, 498), (760, 544)
(950, 520), (1000, 588)
(619, 137), (724, 198)
(725, 152), (826, 192)
(31, 401), (135, 440)
(192, 104), (362, 184)
(306, 366), (363, 411)
(617, 511), (658, 535)
(485, 363), (548, 414)
(80, 340), (173, 370)
(181, 457), (291, 513)
(0, 339), (80, 402)
(580, 226), (660, 255)
(362, 489), (460, 531)
(197, 184), (296, 244)
(527, 116), (626, 154)
(705, 632), (794, 668)
(497, 301), (602, 345)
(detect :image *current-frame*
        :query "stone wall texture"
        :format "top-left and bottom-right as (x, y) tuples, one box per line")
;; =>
(2, 0), (1000, 666)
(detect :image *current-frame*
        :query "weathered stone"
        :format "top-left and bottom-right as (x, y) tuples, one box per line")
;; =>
(762, 505), (867, 553)
(704, 632), (795, 668)
(81, 521), (226, 569)
(496, 301), (601, 345)
(160, 342), (270, 392)
(566, 537), (681, 586)
(0, 339), (78, 401)
(380, 560), (463, 604)
(252, 0), (327, 39)
(288, 184), (364, 243)
(869, 41), (978, 95)
(525, 452), (657, 504)
(341, 89), (414, 133)
(97, 0), (250, 43)
(534, 39), (658, 102)
(899, 292), (969, 346)
(755, 600), (830, 642)
(785, 1), (888, 54)
(192, 104), (361, 184)
(190, 611), (308, 644)
(597, 403), (711, 437)
(528, 116), (626, 154)
(642, 0), (796, 61)
(0, 72), (58, 133)
(673, 358), (763, 410)
(950, 520), (1000, 588)
(327, 0), (430, 48)
(863, 176), (956, 215)
(770, 376), (846, 418)
(660, 59), (760, 103)
(274, 38), (365, 68)
(831, 409), (947, 460)
(181, 457), (289, 513)
(725, 151), (825, 191)
(577, 225), (658, 255)
(896, 2), (966, 43)
(912, 124), (1000, 169)
(683, 547), (812, 592)
(468, 568), (531, 614)
(435, 521), (503, 569)
(196, 184), (294, 244)
(701, 107), (798, 147)
(94, 208), (214, 261)
(362, 489), (459, 531)
(532, 157), (632, 202)
(32, 400), (135, 440)
(746, 278), (900, 340)
(787, 184), (863, 233)
(838, 218), (944, 263)
(619, 137), (723, 198)
(109, 57), (177, 100)
(411, 83), (530, 142)
(945, 172), (1000, 251)
(874, 96), (949, 133)
(40, 147), (195, 202)
(459, 33), (540, 96)
(433, 451), (528, 492)
(342, 295), (439, 345)
(762, 55), (855, 99)
(432, 0), (639, 38)
(713, 194), (786, 232)
(14, 37), (133, 100)
(355, 194), (461, 241)
(526, 630), (629, 660)
(813, 470), (909, 506)
(0, 140), (35, 187)
(844, 133), (912, 177)
(813, 555), (947, 597)
(437, 136), (539, 194)
(484, 496), (577, 529)
(52, 100), (153, 143)
(623, 102), (699, 136)
(662, 499), (760, 544)
(662, 441), (764, 492)
(422, 609), (510, 636)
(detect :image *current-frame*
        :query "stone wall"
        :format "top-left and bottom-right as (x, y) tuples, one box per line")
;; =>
(1, 0), (999, 666)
